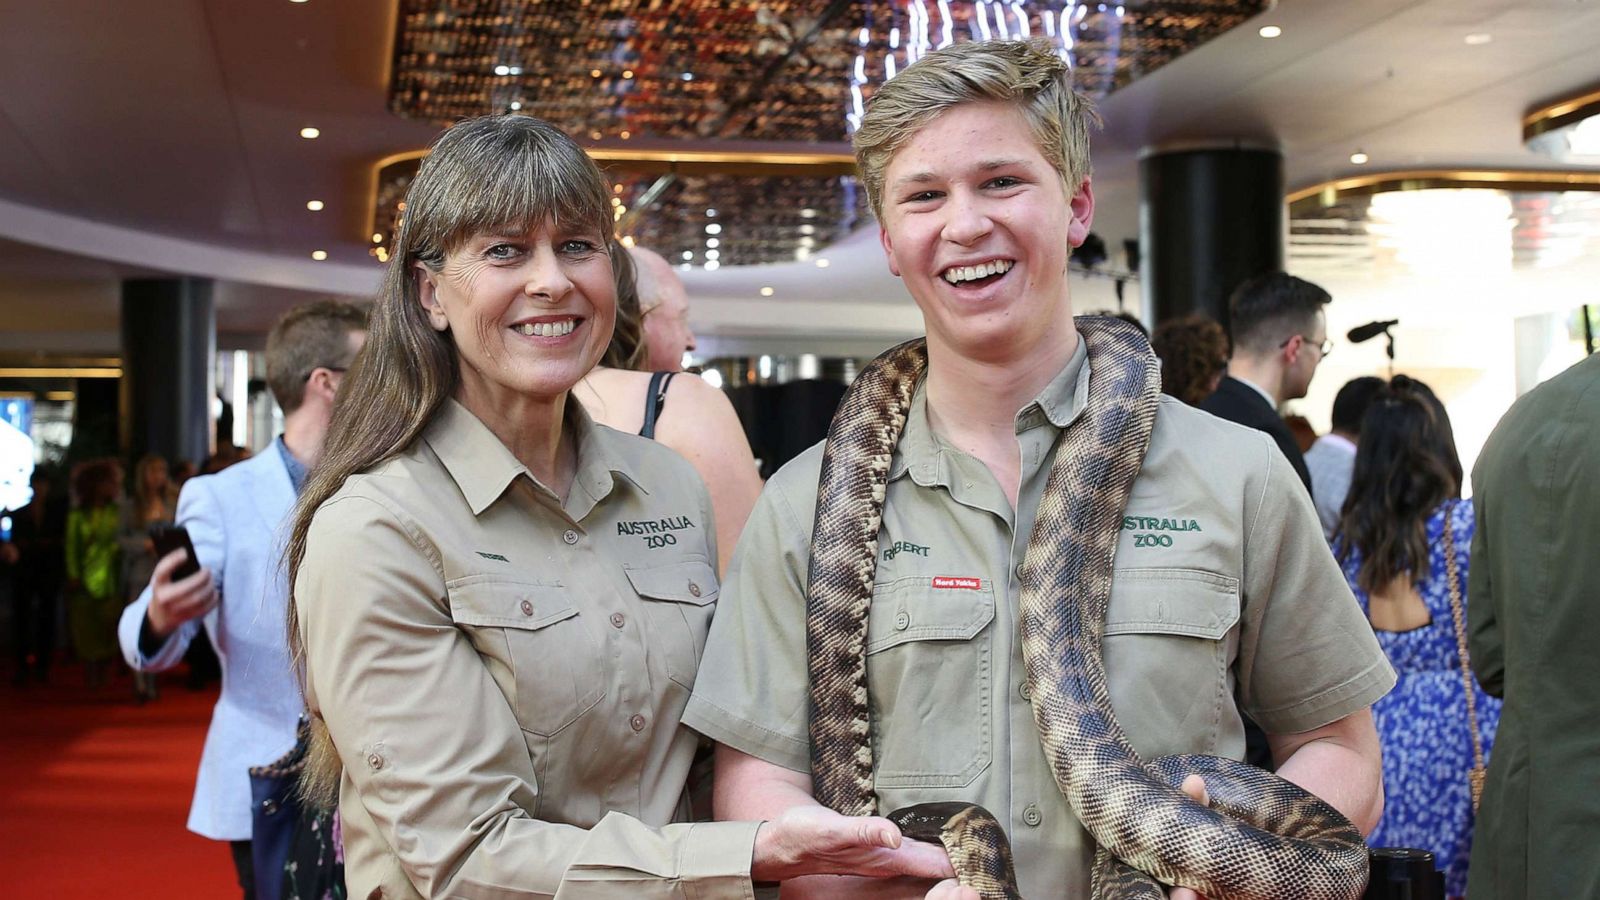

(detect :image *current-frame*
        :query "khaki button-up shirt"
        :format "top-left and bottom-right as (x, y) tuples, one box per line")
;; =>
(684, 336), (1394, 898)
(297, 398), (758, 899)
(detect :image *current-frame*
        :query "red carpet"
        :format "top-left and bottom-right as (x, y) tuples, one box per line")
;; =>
(0, 669), (239, 898)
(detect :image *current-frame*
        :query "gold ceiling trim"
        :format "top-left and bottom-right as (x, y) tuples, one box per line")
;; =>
(365, 147), (857, 242)
(0, 367), (122, 379)
(1287, 169), (1600, 205)
(1523, 85), (1600, 140)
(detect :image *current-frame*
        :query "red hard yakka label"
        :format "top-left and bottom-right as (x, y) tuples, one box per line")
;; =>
(931, 576), (982, 590)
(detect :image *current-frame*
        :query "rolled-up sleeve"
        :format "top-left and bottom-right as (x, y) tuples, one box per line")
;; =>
(1236, 435), (1396, 734)
(683, 470), (815, 774)
(297, 493), (758, 899)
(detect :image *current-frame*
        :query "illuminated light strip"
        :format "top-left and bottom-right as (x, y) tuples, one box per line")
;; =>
(0, 368), (123, 379)
(937, 0), (954, 48)
(995, 0), (1011, 39)
(1014, 3), (1031, 38)
(976, 1), (992, 40)
(1287, 169), (1600, 205)
(1522, 85), (1600, 140)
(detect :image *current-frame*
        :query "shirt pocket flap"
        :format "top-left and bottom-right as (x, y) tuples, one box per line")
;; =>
(867, 576), (997, 653)
(1104, 568), (1240, 640)
(623, 558), (719, 606)
(447, 575), (577, 631)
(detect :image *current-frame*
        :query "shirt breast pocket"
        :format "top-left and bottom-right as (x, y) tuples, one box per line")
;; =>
(448, 576), (605, 737)
(1103, 567), (1240, 758)
(863, 575), (996, 789)
(624, 556), (719, 692)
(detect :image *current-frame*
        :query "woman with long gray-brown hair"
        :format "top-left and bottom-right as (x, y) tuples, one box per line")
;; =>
(284, 115), (952, 898)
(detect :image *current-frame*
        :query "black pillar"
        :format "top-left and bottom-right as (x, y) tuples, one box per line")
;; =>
(1139, 145), (1285, 331)
(120, 278), (214, 466)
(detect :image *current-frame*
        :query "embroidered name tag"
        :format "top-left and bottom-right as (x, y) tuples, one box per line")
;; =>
(931, 576), (982, 591)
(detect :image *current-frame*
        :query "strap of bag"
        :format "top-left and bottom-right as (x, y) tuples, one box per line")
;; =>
(639, 371), (677, 440)
(1439, 499), (1488, 810)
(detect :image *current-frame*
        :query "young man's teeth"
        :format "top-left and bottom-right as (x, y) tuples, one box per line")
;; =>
(943, 260), (1013, 284)
(515, 320), (576, 337)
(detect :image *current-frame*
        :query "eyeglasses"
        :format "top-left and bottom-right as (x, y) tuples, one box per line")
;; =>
(1279, 335), (1333, 358)
(302, 366), (347, 382)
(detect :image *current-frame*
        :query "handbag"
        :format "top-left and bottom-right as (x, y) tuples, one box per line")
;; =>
(249, 720), (310, 900)
(1439, 500), (1488, 811)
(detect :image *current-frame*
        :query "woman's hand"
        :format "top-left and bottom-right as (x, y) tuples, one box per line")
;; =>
(751, 804), (956, 883)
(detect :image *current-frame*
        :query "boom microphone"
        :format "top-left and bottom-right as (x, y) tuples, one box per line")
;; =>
(1347, 320), (1398, 343)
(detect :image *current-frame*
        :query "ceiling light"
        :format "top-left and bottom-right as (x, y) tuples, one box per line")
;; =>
(799, 208), (817, 219)
(619, 130), (631, 140)
(706, 208), (718, 218)
(799, 224), (816, 235)
(311, 250), (328, 261)
(706, 238), (720, 248)
(704, 260), (720, 271)
(705, 249), (720, 260)
(620, 235), (635, 247)
(680, 72), (694, 81)
(590, 69), (602, 78)
(760, 287), (775, 297)
(290, 0), (308, 4)
(1464, 33), (1492, 45)
(509, 101), (522, 111)
(1258, 25), (1282, 38)
(494, 64), (511, 76)
(623, 70), (634, 79)
(305, 200), (324, 211)
(815, 258), (830, 268)
(373, 233), (384, 243)
(705, 223), (722, 235)
(682, 251), (694, 261)
(1350, 150), (1370, 165)
(299, 126), (320, 139)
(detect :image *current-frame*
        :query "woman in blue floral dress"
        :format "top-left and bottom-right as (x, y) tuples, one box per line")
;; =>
(1334, 377), (1501, 898)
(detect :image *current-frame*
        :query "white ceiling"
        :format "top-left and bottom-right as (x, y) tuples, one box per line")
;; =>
(1, 0), (1597, 352)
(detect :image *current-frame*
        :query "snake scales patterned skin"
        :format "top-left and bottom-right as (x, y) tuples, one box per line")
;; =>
(804, 317), (1369, 899)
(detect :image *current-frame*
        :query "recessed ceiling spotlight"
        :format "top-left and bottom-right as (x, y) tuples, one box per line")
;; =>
(682, 251), (694, 261)
(680, 72), (694, 81)
(372, 233), (384, 243)
(1258, 25), (1282, 38)
(311, 250), (328, 261)
(590, 69), (602, 78)
(1464, 33), (1492, 45)
(622, 70), (634, 79)
(704, 260), (720, 271)
(494, 64), (511, 76)
(305, 200), (324, 211)
(299, 126), (320, 139)
(290, 0), (309, 4)
(760, 287), (775, 297)
(705, 223), (723, 235)
(815, 258), (831, 268)
(706, 238), (720, 248)
(706, 208), (718, 218)
(1350, 150), (1370, 165)
(705, 249), (721, 261)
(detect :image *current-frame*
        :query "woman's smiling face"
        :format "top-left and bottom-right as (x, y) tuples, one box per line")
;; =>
(416, 219), (616, 408)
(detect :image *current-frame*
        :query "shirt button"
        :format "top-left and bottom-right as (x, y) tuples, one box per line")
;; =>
(1022, 804), (1042, 827)
(894, 611), (910, 630)
(1014, 563), (1025, 581)
(562, 529), (580, 545)
(688, 581), (702, 598)
(610, 612), (626, 629)
(367, 752), (384, 771)
(260, 798), (279, 816)
(520, 599), (534, 616)
(1019, 681), (1032, 701)
(629, 714), (647, 732)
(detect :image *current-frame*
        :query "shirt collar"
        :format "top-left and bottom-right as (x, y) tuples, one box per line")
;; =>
(275, 436), (309, 495)
(424, 397), (647, 518)
(889, 331), (1090, 484)
(1233, 374), (1279, 411)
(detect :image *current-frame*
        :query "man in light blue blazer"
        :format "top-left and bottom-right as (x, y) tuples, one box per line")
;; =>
(119, 300), (367, 898)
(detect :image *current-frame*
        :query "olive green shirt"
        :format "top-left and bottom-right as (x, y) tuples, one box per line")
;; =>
(684, 337), (1393, 898)
(297, 398), (759, 899)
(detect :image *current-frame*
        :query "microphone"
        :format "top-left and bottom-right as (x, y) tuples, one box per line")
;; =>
(1347, 320), (1398, 343)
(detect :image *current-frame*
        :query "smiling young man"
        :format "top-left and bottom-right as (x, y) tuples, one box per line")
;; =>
(683, 40), (1394, 899)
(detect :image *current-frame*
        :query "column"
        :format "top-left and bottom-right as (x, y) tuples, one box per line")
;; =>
(120, 278), (214, 466)
(1139, 144), (1285, 330)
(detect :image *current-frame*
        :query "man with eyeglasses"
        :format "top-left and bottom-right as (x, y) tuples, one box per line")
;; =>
(119, 299), (367, 898)
(1200, 272), (1333, 495)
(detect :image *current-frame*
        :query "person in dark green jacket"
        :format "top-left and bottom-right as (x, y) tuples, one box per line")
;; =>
(1468, 350), (1600, 900)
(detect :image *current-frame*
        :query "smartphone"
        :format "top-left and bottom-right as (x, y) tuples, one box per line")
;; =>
(151, 524), (201, 581)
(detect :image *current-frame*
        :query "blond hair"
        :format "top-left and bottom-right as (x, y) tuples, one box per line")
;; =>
(853, 39), (1098, 221)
